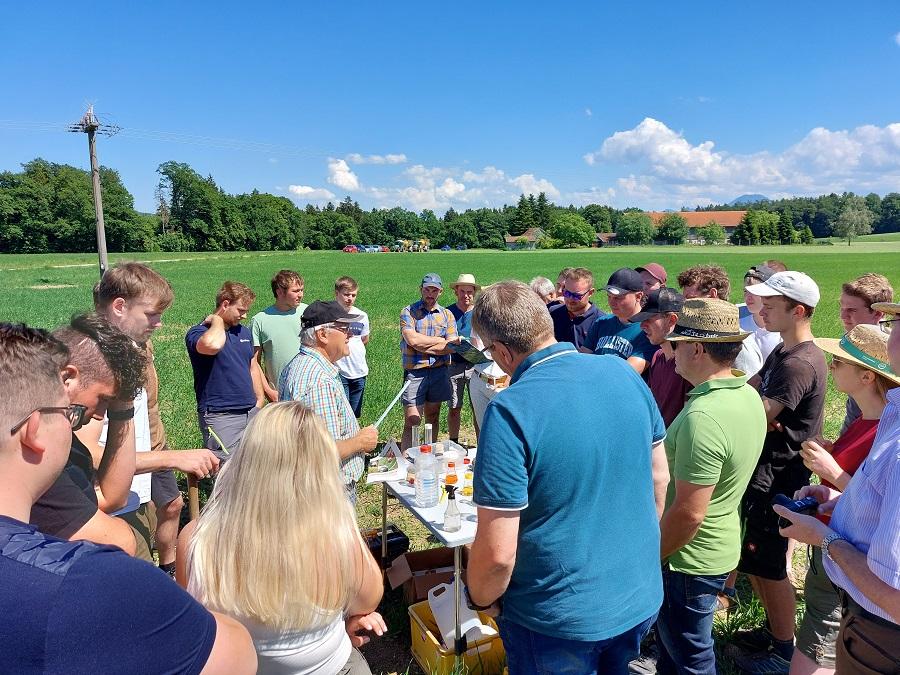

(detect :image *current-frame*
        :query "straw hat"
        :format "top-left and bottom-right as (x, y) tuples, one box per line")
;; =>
(872, 302), (900, 316)
(449, 273), (481, 291)
(667, 298), (750, 343)
(814, 324), (900, 386)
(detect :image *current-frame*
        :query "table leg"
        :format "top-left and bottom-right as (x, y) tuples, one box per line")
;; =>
(454, 545), (464, 656)
(380, 483), (388, 569)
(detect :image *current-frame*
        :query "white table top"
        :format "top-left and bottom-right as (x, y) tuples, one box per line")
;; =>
(385, 477), (478, 547)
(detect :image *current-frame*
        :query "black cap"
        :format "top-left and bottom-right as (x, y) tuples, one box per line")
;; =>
(604, 268), (644, 296)
(629, 287), (685, 323)
(745, 264), (776, 283)
(300, 300), (355, 330)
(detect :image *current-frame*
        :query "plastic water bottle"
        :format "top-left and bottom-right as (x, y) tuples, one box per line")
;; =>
(415, 445), (439, 508)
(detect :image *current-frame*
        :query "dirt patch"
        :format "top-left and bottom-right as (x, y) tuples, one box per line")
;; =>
(29, 283), (76, 289)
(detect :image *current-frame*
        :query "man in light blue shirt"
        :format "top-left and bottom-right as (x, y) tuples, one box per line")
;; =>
(466, 281), (670, 674)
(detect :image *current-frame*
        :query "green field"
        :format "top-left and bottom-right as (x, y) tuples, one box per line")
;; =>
(2, 244), (898, 673)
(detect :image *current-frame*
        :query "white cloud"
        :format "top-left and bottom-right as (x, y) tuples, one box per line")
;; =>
(895, 31), (900, 46)
(583, 117), (900, 208)
(327, 158), (360, 191)
(288, 185), (336, 200)
(346, 152), (408, 165)
(462, 166), (506, 183)
(510, 174), (561, 198)
(585, 108), (593, 117)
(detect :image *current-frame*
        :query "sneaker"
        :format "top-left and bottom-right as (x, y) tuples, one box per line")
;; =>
(628, 641), (658, 674)
(732, 648), (791, 675)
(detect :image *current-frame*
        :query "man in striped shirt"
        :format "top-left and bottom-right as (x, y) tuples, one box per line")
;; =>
(279, 301), (378, 504)
(775, 300), (900, 673)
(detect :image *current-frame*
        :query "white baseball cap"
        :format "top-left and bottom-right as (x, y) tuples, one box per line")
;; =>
(745, 271), (820, 307)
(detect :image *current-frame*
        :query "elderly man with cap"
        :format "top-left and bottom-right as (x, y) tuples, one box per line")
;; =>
(446, 273), (480, 446)
(582, 268), (658, 375)
(655, 298), (766, 675)
(631, 287), (690, 427)
(637, 263), (668, 293)
(399, 273), (459, 450)
(732, 271), (827, 672)
(279, 300), (378, 503)
(773, 301), (900, 674)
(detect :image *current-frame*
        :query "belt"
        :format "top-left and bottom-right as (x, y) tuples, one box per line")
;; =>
(406, 365), (448, 373)
(479, 372), (509, 387)
(838, 588), (900, 631)
(202, 406), (254, 415)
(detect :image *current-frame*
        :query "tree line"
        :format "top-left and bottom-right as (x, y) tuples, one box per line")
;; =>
(1, 158), (897, 254)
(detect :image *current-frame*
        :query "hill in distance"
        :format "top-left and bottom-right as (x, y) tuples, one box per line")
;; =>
(729, 193), (769, 206)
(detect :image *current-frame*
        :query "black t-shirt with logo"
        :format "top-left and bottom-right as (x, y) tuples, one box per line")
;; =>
(747, 341), (827, 495)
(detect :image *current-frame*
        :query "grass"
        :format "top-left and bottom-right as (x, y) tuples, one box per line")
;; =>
(2, 243), (898, 674)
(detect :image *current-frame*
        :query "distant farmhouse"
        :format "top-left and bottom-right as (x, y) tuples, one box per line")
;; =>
(647, 211), (747, 244)
(504, 227), (545, 250)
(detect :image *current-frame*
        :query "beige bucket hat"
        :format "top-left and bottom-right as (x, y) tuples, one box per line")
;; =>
(449, 273), (481, 291)
(666, 298), (750, 343)
(814, 324), (900, 386)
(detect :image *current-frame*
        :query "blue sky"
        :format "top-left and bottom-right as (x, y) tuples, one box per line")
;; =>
(3, 2), (900, 213)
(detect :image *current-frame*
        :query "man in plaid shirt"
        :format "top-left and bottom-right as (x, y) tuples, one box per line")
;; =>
(400, 273), (459, 450)
(279, 300), (378, 503)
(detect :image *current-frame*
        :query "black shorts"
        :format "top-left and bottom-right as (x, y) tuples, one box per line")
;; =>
(738, 490), (789, 580)
(151, 469), (181, 507)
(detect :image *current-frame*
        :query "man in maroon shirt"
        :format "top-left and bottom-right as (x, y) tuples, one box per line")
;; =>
(631, 287), (688, 427)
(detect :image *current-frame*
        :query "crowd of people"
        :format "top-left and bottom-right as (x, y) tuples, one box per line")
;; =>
(0, 257), (898, 675)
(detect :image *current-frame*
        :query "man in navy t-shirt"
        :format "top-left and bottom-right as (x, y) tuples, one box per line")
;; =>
(465, 283), (669, 673)
(186, 281), (260, 460)
(0, 323), (256, 674)
(583, 268), (658, 375)
(549, 267), (602, 349)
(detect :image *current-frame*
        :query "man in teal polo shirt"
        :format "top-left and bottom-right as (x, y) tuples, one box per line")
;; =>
(656, 298), (766, 674)
(466, 281), (670, 674)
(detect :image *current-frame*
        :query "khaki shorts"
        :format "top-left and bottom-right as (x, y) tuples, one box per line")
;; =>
(796, 547), (841, 667)
(118, 502), (157, 563)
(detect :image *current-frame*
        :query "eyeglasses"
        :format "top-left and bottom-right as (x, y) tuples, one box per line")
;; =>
(327, 322), (364, 337)
(483, 339), (507, 353)
(562, 289), (591, 300)
(9, 404), (88, 435)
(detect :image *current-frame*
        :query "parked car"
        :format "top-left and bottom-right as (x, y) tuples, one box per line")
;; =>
(342, 245), (358, 253)
(380, 245), (390, 252)
(456, 244), (467, 251)
(440, 244), (451, 252)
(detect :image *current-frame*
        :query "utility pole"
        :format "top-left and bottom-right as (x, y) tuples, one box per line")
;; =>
(68, 105), (120, 278)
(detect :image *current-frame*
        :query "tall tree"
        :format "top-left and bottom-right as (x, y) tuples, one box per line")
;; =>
(832, 195), (874, 245)
(655, 213), (688, 244)
(615, 211), (654, 245)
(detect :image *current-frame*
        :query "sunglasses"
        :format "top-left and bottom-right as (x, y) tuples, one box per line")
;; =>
(9, 404), (89, 435)
(562, 288), (591, 300)
(327, 322), (364, 337)
(879, 318), (897, 326)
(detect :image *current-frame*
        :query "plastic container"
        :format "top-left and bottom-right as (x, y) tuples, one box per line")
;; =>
(462, 458), (474, 497)
(443, 485), (461, 532)
(409, 600), (505, 675)
(361, 523), (410, 563)
(428, 581), (483, 648)
(415, 445), (439, 508)
(445, 463), (458, 487)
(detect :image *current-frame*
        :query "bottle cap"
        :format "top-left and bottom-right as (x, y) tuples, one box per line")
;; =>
(463, 458), (471, 465)
(420, 445), (432, 453)
(446, 485), (457, 497)
(448, 462), (455, 469)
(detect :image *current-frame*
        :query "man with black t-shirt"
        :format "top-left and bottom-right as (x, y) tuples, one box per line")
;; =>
(30, 314), (147, 556)
(735, 271), (827, 673)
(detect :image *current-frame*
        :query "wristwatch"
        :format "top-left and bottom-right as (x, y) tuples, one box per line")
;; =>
(822, 532), (847, 562)
(463, 585), (494, 612)
(107, 407), (135, 421)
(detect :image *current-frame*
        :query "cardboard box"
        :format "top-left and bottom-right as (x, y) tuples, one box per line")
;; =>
(386, 547), (469, 605)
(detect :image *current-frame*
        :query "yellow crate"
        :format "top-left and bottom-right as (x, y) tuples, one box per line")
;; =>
(408, 600), (506, 675)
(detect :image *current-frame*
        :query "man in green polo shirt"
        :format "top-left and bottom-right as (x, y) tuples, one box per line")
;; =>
(656, 298), (766, 674)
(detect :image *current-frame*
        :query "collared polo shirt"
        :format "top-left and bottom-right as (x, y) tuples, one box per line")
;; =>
(824, 389), (900, 623)
(400, 300), (458, 370)
(548, 302), (602, 349)
(279, 345), (364, 483)
(474, 342), (666, 641)
(186, 322), (256, 412)
(664, 373), (766, 575)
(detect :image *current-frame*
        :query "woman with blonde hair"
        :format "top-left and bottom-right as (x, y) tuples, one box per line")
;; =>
(177, 402), (385, 675)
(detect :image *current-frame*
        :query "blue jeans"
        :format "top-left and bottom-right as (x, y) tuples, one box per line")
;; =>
(498, 614), (655, 674)
(655, 569), (728, 675)
(340, 375), (366, 419)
